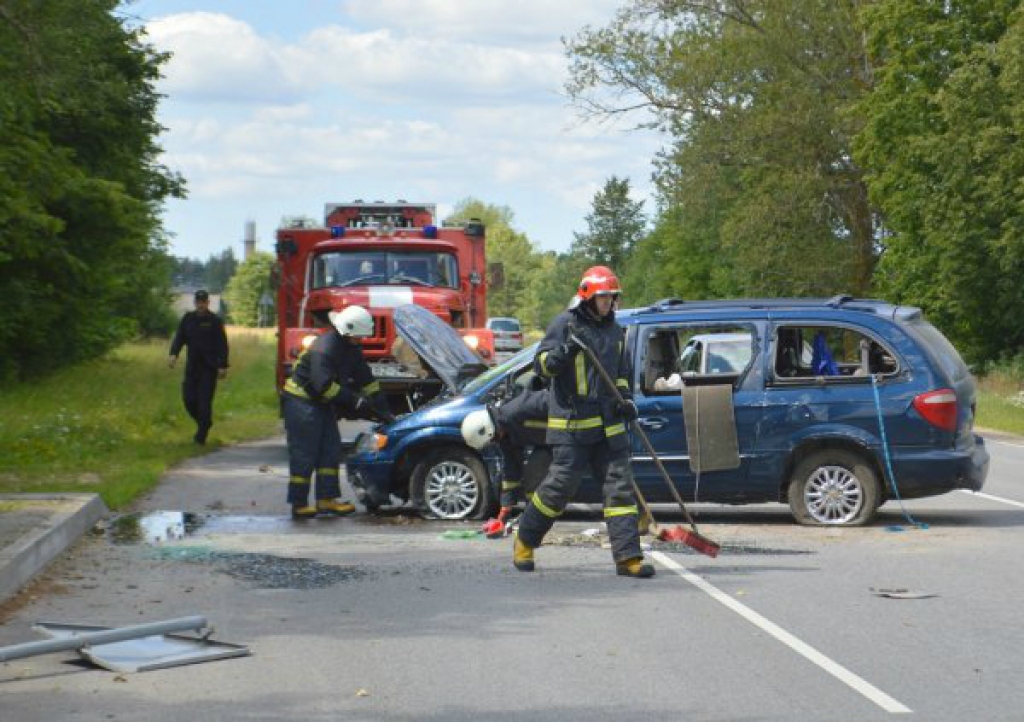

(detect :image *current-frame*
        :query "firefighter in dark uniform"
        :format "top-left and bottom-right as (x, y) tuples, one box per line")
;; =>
(168, 289), (229, 445)
(461, 379), (549, 536)
(281, 305), (392, 519)
(512, 266), (654, 578)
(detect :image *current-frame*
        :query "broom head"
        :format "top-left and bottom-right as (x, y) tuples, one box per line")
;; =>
(658, 526), (721, 558)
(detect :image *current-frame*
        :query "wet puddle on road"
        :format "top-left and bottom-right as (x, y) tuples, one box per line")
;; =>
(108, 511), (371, 589)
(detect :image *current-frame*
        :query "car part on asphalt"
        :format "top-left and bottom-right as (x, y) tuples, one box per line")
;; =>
(0, 616), (250, 673)
(571, 333), (720, 558)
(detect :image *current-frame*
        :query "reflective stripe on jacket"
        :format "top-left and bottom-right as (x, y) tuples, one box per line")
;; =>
(533, 307), (632, 449)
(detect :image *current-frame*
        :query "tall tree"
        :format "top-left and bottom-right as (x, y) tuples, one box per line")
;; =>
(0, 0), (184, 380)
(445, 198), (541, 321)
(855, 1), (1024, 362)
(570, 176), (646, 272)
(565, 0), (877, 298)
(224, 252), (275, 327)
(204, 247), (238, 293)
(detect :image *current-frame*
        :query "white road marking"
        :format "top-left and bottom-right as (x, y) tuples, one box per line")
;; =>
(650, 551), (912, 715)
(958, 490), (1024, 509)
(983, 437), (1024, 449)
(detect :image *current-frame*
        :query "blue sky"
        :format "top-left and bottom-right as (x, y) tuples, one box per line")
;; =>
(122, 0), (664, 261)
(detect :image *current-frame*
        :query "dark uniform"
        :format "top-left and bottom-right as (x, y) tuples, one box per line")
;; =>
(282, 329), (387, 509)
(169, 308), (229, 443)
(490, 384), (549, 509)
(515, 303), (644, 565)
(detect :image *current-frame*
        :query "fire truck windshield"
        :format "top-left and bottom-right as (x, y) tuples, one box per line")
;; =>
(312, 251), (459, 290)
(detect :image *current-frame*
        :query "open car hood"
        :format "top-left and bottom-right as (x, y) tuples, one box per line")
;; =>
(392, 305), (488, 393)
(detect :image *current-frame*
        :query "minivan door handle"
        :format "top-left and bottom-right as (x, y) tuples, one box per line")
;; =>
(637, 416), (668, 431)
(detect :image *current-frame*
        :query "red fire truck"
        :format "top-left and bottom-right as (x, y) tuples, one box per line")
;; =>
(274, 201), (494, 407)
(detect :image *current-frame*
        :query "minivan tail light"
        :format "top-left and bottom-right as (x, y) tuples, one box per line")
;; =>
(912, 389), (958, 432)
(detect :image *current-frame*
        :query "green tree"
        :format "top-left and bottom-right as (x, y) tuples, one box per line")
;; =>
(571, 176), (646, 272)
(224, 252), (275, 327)
(0, 0), (184, 381)
(204, 247), (238, 293)
(855, 1), (1024, 362)
(565, 0), (877, 299)
(445, 198), (541, 322)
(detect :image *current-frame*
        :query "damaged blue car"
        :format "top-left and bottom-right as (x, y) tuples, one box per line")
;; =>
(347, 298), (989, 525)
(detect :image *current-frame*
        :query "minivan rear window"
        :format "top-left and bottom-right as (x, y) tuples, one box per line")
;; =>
(907, 319), (968, 382)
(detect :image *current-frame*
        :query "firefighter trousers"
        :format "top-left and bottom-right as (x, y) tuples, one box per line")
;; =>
(516, 441), (642, 563)
(182, 366), (218, 438)
(282, 394), (343, 505)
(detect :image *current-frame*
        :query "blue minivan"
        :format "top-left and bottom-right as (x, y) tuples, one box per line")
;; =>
(346, 298), (989, 525)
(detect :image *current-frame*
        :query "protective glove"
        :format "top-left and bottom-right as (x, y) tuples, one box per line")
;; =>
(617, 398), (639, 423)
(481, 506), (513, 538)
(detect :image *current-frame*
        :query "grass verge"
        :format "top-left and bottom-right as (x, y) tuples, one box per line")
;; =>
(0, 328), (281, 509)
(975, 370), (1024, 436)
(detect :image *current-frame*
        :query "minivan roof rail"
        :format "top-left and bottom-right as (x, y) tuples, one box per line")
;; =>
(826, 294), (853, 308)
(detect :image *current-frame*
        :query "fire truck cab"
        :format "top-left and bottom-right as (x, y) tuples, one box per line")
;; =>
(275, 201), (494, 410)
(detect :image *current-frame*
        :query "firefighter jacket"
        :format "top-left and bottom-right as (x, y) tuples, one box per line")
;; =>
(169, 310), (229, 373)
(283, 330), (384, 418)
(492, 384), (548, 448)
(534, 305), (632, 450)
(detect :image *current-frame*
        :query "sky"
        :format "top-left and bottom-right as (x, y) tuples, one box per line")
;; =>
(120, 0), (665, 262)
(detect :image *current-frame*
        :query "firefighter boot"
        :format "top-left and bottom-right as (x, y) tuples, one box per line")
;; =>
(317, 499), (356, 517)
(513, 534), (535, 572)
(291, 505), (318, 520)
(616, 557), (656, 578)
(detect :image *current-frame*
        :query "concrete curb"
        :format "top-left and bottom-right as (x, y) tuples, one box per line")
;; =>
(0, 494), (109, 604)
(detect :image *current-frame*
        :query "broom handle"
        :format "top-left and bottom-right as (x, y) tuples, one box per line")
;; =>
(570, 334), (701, 532)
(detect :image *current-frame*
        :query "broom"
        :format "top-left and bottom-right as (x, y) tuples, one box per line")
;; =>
(570, 333), (721, 558)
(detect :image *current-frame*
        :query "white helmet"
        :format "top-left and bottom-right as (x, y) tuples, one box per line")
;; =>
(329, 305), (373, 337)
(461, 408), (495, 450)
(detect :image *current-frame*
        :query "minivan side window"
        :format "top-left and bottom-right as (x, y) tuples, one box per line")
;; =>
(641, 325), (755, 394)
(772, 325), (899, 382)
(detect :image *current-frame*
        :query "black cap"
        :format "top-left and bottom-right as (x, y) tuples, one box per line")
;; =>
(194, 290), (209, 301)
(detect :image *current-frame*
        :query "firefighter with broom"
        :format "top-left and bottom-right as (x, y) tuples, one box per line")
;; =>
(512, 266), (655, 578)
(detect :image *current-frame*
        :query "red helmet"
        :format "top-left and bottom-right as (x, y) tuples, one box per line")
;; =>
(577, 266), (621, 301)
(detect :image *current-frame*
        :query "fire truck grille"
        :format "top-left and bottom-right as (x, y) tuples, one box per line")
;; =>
(362, 315), (389, 353)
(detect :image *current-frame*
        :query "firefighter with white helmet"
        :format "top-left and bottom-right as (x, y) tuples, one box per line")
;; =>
(461, 379), (550, 537)
(512, 266), (654, 578)
(282, 305), (393, 519)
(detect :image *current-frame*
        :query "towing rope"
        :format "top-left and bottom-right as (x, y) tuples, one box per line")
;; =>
(870, 374), (928, 530)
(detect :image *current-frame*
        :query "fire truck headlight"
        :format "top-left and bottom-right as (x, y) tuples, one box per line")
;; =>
(463, 334), (480, 350)
(301, 334), (317, 350)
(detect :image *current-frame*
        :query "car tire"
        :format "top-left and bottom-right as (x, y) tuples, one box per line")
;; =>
(787, 448), (881, 526)
(411, 447), (492, 521)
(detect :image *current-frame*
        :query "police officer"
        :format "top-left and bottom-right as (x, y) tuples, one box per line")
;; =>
(512, 266), (654, 578)
(461, 378), (549, 536)
(281, 305), (392, 519)
(168, 289), (229, 444)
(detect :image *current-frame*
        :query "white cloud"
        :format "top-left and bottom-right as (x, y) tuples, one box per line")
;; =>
(148, 13), (566, 105)
(146, 13), (303, 102)
(341, 0), (625, 45)
(141, 4), (663, 257)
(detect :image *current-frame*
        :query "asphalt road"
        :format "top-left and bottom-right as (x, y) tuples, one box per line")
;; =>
(1, 433), (1022, 721)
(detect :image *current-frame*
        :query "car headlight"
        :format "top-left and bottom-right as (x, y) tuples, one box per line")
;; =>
(355, 431), (387, 454)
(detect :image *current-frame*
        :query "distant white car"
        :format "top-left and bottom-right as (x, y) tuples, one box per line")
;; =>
(486, 317), (523, 360)
(679, 332), (753, 375)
